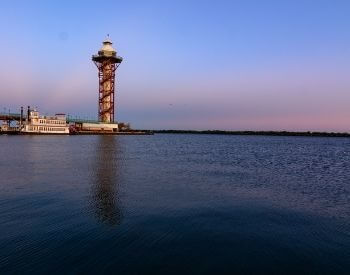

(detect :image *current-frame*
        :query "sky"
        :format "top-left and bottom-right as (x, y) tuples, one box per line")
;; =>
(0, 0), (349, 131)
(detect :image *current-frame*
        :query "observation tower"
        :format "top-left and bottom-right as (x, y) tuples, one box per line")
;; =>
(92, 36), (123, 123)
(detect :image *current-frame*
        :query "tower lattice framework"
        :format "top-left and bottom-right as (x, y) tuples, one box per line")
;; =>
(92, 37), (122, 123)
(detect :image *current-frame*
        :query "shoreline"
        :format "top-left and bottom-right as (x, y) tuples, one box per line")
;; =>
(1, 130), (349, 137)
(0, 131), (153, 136)
(152, 130), (350, 138)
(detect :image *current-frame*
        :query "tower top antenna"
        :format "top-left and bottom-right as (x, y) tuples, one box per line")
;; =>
(103, 34), (112, 45)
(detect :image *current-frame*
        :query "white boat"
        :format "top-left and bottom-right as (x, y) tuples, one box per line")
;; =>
(21, 108), (69, 134)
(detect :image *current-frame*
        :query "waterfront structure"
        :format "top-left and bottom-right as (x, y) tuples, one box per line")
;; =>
(92, 36), (123, 123)
(21, 107), (69, 134)
(0, 123), (18, 133)
(71, 122), (118, 133)
(0, 37), (141, 135)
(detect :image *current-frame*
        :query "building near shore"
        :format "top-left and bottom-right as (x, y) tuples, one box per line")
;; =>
(71, 122), (118, 133)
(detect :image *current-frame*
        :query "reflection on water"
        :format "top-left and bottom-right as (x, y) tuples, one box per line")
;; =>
(90, 136), (123, 226)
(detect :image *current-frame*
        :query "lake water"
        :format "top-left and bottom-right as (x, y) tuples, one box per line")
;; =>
(0, 134), (349, 274)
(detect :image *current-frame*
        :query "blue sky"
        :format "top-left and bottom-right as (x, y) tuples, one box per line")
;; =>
(1, 0), (350, 130)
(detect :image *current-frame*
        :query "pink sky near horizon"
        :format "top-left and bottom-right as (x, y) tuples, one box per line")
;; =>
(1, 55), (350, 132)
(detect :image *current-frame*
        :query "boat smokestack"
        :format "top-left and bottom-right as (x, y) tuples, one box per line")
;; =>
(20, 106), (23, 126)
(27, 106), (30, 122)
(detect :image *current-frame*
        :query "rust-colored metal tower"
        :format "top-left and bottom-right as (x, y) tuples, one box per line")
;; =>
(92, 36), (123, 123)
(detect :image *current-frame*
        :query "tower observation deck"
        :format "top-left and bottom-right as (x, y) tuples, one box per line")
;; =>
(92, 36), (123, 123)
